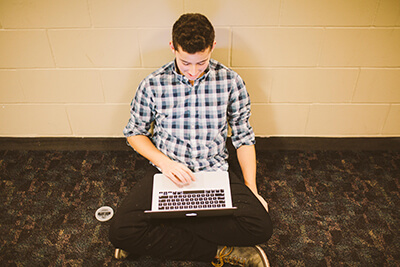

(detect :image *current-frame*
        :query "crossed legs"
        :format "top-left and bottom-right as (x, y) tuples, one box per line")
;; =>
(109, 165), (272, 262)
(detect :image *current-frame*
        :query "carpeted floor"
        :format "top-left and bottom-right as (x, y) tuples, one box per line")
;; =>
(0, 139), (399, 266)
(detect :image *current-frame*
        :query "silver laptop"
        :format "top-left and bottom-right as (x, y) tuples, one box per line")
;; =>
(145, 171), (237, 218)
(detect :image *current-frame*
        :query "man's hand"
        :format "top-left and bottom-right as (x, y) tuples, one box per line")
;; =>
(159, 160), (196, 187)
(127, 135), (195, 187)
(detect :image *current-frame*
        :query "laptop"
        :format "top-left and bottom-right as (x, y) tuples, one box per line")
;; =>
(145, 171), (237, 218)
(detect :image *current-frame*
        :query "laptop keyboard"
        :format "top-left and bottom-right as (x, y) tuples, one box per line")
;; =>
(158, 189), (226, 210)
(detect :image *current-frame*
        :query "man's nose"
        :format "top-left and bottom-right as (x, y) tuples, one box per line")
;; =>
(189, 65), (197, 75)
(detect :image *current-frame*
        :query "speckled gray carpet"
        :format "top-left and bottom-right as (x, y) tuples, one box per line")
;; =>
(1, 142), (399, 266)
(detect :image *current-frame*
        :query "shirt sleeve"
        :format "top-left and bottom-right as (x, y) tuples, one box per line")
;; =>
(123, 80), (154, 138)
(227, 74), (256, 149)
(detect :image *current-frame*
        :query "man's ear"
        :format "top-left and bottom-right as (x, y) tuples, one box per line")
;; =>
(211, 41), (217, 52)
(169, 41), (175, 53)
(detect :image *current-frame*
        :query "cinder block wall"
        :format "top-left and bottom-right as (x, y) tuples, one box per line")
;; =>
(0, 0), (399, 137)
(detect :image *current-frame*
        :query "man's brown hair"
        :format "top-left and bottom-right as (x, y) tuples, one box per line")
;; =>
(172, 13), (215, 54)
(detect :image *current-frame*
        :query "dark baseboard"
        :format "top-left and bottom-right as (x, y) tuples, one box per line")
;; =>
(0, 137), (131, 151)
(1, 137), (400, 151)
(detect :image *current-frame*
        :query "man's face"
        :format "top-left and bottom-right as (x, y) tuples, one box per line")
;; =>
(171, 43), (215, 81)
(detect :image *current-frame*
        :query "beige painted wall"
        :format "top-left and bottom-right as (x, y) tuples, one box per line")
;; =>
(0, 0), (399, 137)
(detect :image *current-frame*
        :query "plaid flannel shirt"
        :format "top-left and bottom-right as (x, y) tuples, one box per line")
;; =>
(123, 59), (255, 172)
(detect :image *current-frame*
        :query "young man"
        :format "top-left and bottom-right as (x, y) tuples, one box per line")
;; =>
(109, 13), (273, 267)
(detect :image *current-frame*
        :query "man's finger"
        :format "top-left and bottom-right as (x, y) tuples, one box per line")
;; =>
(180, 166), (196, 182)
(166, 173), (184, 187)
(173, 171), (192, 185)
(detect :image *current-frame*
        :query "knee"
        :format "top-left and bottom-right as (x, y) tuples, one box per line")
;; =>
(249, 213), (273, 244)
(109, 219), (128, 249)
(260, 218), (273, 243)
(108, 215), (148, 250)
(108, 220), (125, 248)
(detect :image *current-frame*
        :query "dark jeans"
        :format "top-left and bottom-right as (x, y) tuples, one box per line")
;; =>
(109, 164), (273, 262)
